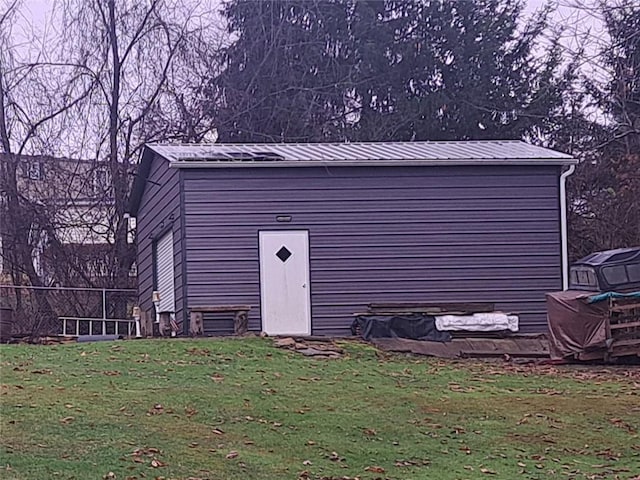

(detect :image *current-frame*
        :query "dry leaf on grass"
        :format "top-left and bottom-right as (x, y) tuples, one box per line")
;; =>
(365, 466), (385, 473)
(226, 451), (239, 459)
(185, 407), (198, 418)
(480, 467), (496, 474)
(328, 451), (343, 461)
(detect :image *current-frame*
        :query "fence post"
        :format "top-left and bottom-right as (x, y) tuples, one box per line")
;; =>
(102, 289), (107, 335)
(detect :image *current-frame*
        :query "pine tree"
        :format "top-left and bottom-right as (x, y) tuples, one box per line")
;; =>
(208, 0), (571, 143)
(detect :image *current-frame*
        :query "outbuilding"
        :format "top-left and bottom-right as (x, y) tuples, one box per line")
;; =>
(128, 141), (576, 336)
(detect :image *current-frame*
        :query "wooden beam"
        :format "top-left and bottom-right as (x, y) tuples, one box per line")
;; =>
(189, 306), (251, 313)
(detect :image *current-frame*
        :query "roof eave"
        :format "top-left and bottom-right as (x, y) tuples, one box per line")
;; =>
(169, 158), (576, 168)
(127, 146), (155, 216)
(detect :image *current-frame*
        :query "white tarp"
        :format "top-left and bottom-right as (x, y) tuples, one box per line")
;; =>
(435, 313), (519, 332)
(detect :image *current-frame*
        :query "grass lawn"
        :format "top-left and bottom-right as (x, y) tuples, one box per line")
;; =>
(1, 337), (639, 480)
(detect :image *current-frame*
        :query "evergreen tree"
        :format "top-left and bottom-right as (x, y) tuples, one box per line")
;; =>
(212, 0), (355, 142)
(208, 0), (571, 143)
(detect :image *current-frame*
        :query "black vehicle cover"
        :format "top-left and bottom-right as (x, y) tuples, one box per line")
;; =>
(351, 313), (452, 342)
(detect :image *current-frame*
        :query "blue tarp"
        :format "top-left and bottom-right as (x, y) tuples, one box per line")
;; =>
(587, 291), (640, 304)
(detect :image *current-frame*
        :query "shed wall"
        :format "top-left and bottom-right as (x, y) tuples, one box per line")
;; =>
(182, 165), (562, 335)
(136, 153), (184, 324)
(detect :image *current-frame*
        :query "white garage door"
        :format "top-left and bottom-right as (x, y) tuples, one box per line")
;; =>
(155, 230), (175, 313)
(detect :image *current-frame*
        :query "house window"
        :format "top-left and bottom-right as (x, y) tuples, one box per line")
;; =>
(26, 161), (42, 180)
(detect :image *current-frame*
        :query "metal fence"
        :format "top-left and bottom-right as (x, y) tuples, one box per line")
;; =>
(0, 285), (137, 337)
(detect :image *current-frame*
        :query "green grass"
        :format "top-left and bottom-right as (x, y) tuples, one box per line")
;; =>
(1, 337), (639, 480)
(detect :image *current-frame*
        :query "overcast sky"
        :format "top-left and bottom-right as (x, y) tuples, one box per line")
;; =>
(12, 0), (607, 79)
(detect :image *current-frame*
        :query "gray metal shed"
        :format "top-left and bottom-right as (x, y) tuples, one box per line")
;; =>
(128, 140), (576, 336)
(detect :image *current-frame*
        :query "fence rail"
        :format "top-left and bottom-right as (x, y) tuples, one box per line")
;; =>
(60, 317), (137, 337)
(0, 284), (137, 337)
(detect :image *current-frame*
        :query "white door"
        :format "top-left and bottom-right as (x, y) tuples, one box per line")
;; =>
(259, 230), (311, 335)
(155, 230), (175, 313)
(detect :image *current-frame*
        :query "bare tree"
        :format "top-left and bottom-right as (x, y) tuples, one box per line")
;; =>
(557, 0), (640, 259)
(55, 0), (220, 287)
(1, 0), (221, 334)
(0, 0), (101, 333)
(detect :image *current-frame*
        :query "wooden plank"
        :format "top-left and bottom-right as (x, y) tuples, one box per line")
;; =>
(368, 302), (495, 313)
(611, 338), (640, 348)
(234, 311), (248, 336)
(189, 311), (204, 336)
(610, 303), (640, 313)
(460, 350), (549, 358)
(610, 346), (640, 358)
(609, 321), (640, 330)
(354, 310), (468, 316)
(190, 305), (251, 313)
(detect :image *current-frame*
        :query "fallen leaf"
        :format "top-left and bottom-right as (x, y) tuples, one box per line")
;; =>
(480, 468), (496, 474)
(103, 472), (117, 479)
(150, 459), (166, 468)
(328, 451), (344, 462)
(59, 416), (74, 424)
(185, 407), (198, 418)
(226, 451), (239, 459)
(365, 466), (385, 473)
(212, 428), (224, 435)
(302, 460), (312, 466)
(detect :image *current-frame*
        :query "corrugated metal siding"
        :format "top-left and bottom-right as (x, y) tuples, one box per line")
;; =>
(182, 165), (562, 335)
(136, 153), (183, 323)
(149, 140), (573, 164)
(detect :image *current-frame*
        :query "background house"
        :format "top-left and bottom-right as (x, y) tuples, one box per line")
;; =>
(0, 153), (131, 286)
(128, 141), (576, 336)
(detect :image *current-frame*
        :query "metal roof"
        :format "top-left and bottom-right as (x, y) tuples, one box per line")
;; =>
(147, 140), (575, 168)
(573, 246), (640, 267)
(128, 140), (575, 215)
